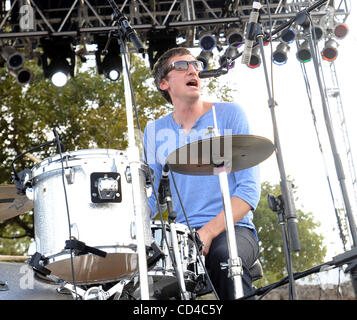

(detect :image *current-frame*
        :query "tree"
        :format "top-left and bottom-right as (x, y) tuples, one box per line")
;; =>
(253, 181), (327, 286)
(0, 53), (235, 255)
(0, 54), (168, 255)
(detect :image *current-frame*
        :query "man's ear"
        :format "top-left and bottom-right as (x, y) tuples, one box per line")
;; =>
(159, 78), (169, 91)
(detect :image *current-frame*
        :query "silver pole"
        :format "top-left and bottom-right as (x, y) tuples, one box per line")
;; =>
(211, 106), (244, 299)
(216, 166), (244, 299)
(121, 47), (150, 300)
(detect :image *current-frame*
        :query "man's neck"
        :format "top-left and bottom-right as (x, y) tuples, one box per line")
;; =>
(172, 100), (211, 134)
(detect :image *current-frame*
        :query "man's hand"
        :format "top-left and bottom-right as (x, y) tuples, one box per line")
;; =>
(196, 197), (252, 256)
(197, 227), (215, 256)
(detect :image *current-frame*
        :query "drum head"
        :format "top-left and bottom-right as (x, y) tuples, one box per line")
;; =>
(46, 251), (139, 284)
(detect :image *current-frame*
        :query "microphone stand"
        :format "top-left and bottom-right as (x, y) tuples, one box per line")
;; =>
(255, 22), (299, 299)
(106, 0), (151, 300)
(296, 9), (357, 299)
(161, 173), (190, 300)
(267, 194), (297, 300)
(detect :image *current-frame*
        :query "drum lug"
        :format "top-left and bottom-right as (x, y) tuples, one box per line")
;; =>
(125, 166), (132, 183)
(130, 221), (136, 239)
(65, 167), (74, 184)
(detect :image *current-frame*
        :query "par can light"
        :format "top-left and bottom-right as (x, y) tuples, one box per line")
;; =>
(322, 39), (338, 61)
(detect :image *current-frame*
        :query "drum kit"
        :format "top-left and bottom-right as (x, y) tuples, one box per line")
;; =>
(0, 133), (274, 300)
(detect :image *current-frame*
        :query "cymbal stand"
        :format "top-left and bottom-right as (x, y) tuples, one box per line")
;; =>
(210, 107), (244, 299)
(254, 23), (299, 299)
(106, 0), (150, 300)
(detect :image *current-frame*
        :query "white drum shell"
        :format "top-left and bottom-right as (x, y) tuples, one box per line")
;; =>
(31, 149), (152, 284)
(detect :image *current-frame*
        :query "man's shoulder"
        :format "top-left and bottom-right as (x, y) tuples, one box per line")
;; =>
(214, 101), (245, 115)
(145, 113), (172, 130)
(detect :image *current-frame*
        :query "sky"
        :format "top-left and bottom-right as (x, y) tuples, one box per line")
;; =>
(198, 3), (357, 285)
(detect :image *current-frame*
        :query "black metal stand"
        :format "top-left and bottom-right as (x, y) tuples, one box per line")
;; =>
(268, 194), (297, 299)
(159, 165), (189, 300)
(241, 247), (357, 300)
(251, 21), (300, 299)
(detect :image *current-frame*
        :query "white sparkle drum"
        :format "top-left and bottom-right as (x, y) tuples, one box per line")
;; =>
(30, 149), (153, 285)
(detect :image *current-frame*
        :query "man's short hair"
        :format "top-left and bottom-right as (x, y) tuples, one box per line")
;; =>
(152, 47), (193, 104)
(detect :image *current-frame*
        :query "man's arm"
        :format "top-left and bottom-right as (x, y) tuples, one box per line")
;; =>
(197, 196), (252, 256)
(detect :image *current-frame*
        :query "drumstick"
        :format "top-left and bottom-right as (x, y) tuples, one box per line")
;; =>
(24, 153), (41, 163)
(0, 255), (30, 262)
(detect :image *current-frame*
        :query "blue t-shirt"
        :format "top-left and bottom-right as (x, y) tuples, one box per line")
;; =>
(143, 102), (261, 237)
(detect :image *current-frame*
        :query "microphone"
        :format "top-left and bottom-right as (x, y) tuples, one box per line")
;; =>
(198, 68), (228, 79)
(241, 1), (262, 65)
(107, 0), (144, 53)
(119, 19), (144, 53)
(158, 164), (170, 213)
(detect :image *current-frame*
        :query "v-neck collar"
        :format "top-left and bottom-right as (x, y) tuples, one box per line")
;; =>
(169, 103), (214, 135)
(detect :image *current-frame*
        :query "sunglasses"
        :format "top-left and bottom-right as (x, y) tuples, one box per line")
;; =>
(164, 60), (204, 76)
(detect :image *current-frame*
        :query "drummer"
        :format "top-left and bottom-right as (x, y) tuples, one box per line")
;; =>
(143, 47), (261, 300)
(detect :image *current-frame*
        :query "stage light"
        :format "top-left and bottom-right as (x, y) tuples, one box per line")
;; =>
(43, 56), (73, 87)
(41, 37), (75, 87)
(198, 31), (216, 51)
(196, 50), (213, 70)
(334, 23), (348, 39)
(226, 26), (244, 47)
(8, 67), (32, 85)
(312, 25), (324, 41)
(321, 39), (338, 61)
(219, 45), (239, 69)
(247, 46), (261, 69)
(146, 29), (178, 70)
(100, 52), (122, 81)
(272, 43), (290, 65)
(296, 40), (311, 63)
(94, 35), (123, 81)
(280, 28), (296, 44)
(0, 46), (33, 85)
(0, 46), (25, 70)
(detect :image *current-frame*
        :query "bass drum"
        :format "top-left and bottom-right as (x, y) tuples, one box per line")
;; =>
(30, 149), (153, 285)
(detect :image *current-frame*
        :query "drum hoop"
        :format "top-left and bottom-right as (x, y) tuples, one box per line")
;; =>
(151, 220), (190, 234)
(43, 245), (137, 266)
(31, 149), (127, 178)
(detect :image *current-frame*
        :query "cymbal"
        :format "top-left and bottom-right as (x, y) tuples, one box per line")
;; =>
(0, 185), (33, 222)
(166, 135), (275, 176)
